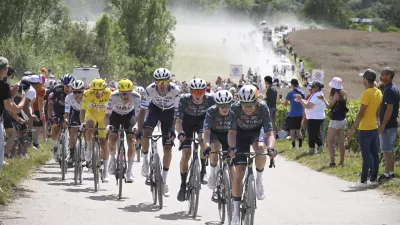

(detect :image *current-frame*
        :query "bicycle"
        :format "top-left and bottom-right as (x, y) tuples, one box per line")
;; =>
(209, 150), (232, 224)
(83, 124), (105, 192)
(178, 134), (203, 218)
(136, 142), (142, 162)
(109, 125), (128, 199)
(146, 135), (166, 209)
(233, 151), (276, 225)
(73, 126), (85, 185)
(59, 126), (70, 181)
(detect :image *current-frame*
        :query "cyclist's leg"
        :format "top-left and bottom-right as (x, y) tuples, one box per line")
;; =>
(51, 116), (62, 158)
(32, 110), (42, 148)
(177, 116), (194, 201)
(159, 108), (175, 186)
(252, 128), (267, 200)
(108, 111), (119, 163)
(68, 110), (80, 162)
(197, 122), (208, 182)
(83, 111), (96, 161)
(125, 111), (136, 180)
(208, 131), (221, 189)
(96, 113), (109, 178)
(141, 106), (158, 177)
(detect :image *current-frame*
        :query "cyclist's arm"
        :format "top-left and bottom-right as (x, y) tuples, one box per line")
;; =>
(79, 109), (86, 124)
(175, 119), (183, 133)
(104, 113), (111, 127)
(137, 108), (146, 133)
(23, 98), (34, 120)
(228, 130), (236, 148)
(80, 91), (89, 123)
(202, 109), (212, 145)
(175, 96), (185, 133)
(64, 100), (71, 124)
(228, 105), (238, 148)
(262, 104), (275, 148)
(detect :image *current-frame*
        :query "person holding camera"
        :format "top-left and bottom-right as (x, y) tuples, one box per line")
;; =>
(0, 57), (27, 173)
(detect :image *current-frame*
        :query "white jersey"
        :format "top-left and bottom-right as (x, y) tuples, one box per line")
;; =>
(106, 90), (141, 116)
(140, 82), (180, 110)
(64, 93), (82, 113)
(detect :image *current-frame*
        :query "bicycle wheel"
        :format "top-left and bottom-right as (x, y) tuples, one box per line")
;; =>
(61, 134), (67, 180)
(118, 142), (124, 199)
(74, 139), (80, 185)
(93, 141), (100, 192)
(79, 139), (84, 184)
(243, 174), (256, 225)
(224, 167), (233, 225)
(136, 143), (141, 162)
(153, 153), (163, 209)
(189, 159), (201, 218)
(150, 155), (158, 205)
(217, 169), (226, 223)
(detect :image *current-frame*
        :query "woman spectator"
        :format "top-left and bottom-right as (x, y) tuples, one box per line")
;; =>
(318, 77), (348, 166)
(295, 81), (326, 154)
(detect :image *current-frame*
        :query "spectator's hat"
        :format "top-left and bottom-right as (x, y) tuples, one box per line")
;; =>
(24, 71), (34, 76)
(49, 74), (55, 78)
(307, 82), (313, 90)
(41, 67), (47, 72)
(0, 57), (9, 70)
(328, 77), (343, 90)
(311, 81), (324, 89)
(29, 75), (41, 84)
(360, 69), (376, 81)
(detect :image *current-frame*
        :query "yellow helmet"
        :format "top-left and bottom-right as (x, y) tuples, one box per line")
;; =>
(91, 78), (106, 90)
(118, 78), (133, 92)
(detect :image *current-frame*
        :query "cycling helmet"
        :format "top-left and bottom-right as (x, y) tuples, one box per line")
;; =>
(118, 78), (133, 92)
(189, 78), (206, 90)
(91, 78), (106, 90)
(153, 68), (171, 80)
(60, 74), (75, 86)
(238, 85), (258, 102)
(71, 80), (85, 90)
(214, 90), (233, 104)
(135, 86), (146, 95)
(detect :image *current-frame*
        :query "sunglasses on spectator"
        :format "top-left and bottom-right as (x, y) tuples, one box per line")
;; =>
(73, 91), (83, 94)
(156, 80), (169, 85)
(240, 101), (256, 108)
(191, 89), (205, 97)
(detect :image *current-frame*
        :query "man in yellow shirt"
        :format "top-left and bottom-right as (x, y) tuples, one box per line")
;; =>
(80, 78), (112, 182)
(348, 69), (383, 188)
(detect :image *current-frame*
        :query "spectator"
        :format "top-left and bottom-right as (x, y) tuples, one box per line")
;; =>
(280, 79), (304, 149)
(264, 76), (278, 138)
(30, 75), (46, 149)
(377, 67), (399, 182)
(319, 77), (348, 166)
(293, 51), (297, 63)
(0, 57), (26, 173)
(348, 69), (382, 188)
(301, 82), (313, 130)
(296, 81), (326, 154)
(299, 59), (304, 78)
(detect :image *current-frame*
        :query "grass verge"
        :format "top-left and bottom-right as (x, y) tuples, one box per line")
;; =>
(275, 141), (400, 198)
(0, 142), (52, 204)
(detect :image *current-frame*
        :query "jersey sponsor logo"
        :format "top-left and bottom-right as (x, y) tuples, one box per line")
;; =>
(90, 103), (106, 109)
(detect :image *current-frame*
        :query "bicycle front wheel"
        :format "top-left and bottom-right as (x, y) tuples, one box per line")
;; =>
(118, 143), (125, 199)
(224, 167), (233, 225)
(243, 174), (256, 225)
(93, 141), (101, 192)
(136, 143), (141, 162)
(217, 168), (226, 223)
(153, 153), (163, 209)
(74, 139), (80, 185)
(61, 135), (67, 181)
(189, 159), (201, 218)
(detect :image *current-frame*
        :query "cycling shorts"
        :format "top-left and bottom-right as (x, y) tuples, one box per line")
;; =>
(110, 109), (136, 135)
(69, 109), (81, 126)
(210, 130), (229, 152)
(85, 110), (106, 138)
(181, 114), (205, 149)
(143, 102), (174, 145)
(232, 126), (262, 166)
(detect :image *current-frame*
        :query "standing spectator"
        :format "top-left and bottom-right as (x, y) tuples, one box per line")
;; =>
(377, 67), (399, 182)
(296, 81), (326, 154)
(299, 59), (304, 79)
(319, 78), (348, 166)
(293, 51), (297, 63)
(0, 57), (26, 173)
(289, 45), (293, 55)
(30, 75), (46, 149)
(264, 76), (278, 138)
(348, 69), (382, 188)
(280, 79), (304, 149)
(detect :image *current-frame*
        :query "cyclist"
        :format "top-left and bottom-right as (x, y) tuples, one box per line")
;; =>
(202, 90), (234, 190)
(135, 86), (146, 98)
(176, 78), (215, 202)
(105, 79), (141, 183)
(137, 68), (180, 197)
(227, 85), (276, 225)
(64, 80), (85, 166)
(47, 74), (75, 162)
(80, 78), (112, 182)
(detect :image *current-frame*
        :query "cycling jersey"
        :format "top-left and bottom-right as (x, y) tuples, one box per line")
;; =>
(203, 105), (233, 133)
(81, 88), (112, 113)
(229, 99), (273, 132)
(176, 93), (215, 119)
(140, 82), (180, 111)
(49, 85), (70, 121)
(64, 93), (81, 112)
(106, 90), (141, 116)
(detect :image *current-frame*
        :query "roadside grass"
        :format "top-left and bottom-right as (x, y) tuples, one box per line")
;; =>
(275, 140), (400, 198)
(0, 142), (52, 204)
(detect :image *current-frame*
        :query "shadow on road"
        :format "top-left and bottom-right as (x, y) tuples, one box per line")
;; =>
(86, 194), (128, 201)
(34, 177), (60, 182)
(48, 182), (75, 187)
(205, 221), (223, 225)
(155, 211), (201, 221)
(36, 170), (60, 175)
(294, 152), (309, 160)
(316, 165), (330, 172)
(63, 187), (94, 193)
(340, 188), (369, 193)
(118, 202), (161, 213)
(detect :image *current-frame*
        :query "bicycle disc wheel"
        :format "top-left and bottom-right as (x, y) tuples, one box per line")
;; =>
(93, 141), (100, 192)
(224, 167), (233, 225)
(154, 153), (163, 209)
(191, 159), (201, 218)
(217, 169), (226, 223)
(61, 134), (67, 181)
(118, 144), (124, 199)
(244, 174), (256, 225)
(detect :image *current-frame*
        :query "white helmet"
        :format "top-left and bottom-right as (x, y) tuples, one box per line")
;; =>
(153, 68), (171, 80)
(71, 80), (85, 90)
(229, 87), (236, 93)
(238, 85), (258, 102)
(189, 78), (206, 90)
(214, 90), (233, 104)
(135, 86), (146, 95)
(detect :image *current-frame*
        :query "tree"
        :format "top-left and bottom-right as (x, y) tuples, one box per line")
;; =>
(303, 0), (349, 28)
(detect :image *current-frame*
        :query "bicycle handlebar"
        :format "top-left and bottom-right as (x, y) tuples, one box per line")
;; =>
(232, 151), (277, 168)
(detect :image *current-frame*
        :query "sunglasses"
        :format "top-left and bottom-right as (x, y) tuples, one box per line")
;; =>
(94, 90), (104, 94)
(217, 103), (231, 109)
(73, 91), (83, 94)
(240, 101), (256, 108)
(121, 92), (132, 96)
(156, 80), (169, 85)
(191, 89), (205, 97)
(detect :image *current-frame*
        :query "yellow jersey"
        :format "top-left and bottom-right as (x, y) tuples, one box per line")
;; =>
(81, 88), (112, 114)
